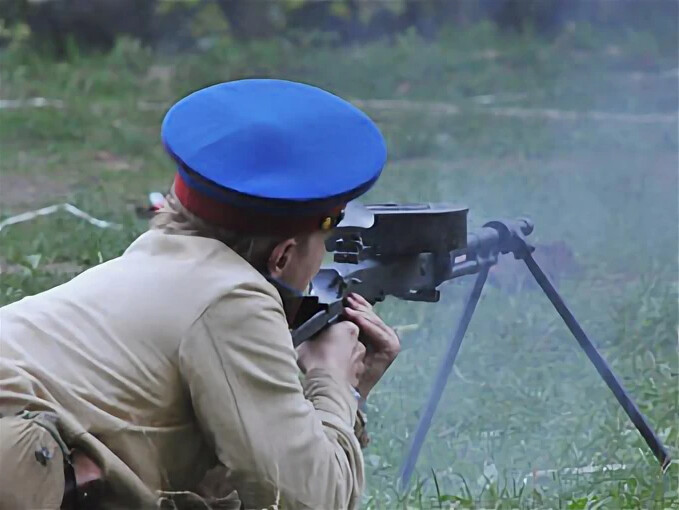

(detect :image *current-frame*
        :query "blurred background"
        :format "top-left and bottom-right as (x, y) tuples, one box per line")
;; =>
(1, 1), (678, 508)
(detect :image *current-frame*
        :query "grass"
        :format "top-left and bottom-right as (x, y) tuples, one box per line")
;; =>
(1, 21), (678, 509)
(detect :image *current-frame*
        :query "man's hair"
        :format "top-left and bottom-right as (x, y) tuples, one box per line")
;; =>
(149, 186), (297, 273)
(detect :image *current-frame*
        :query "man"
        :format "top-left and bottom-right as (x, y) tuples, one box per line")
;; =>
(0, 79), (400, 509)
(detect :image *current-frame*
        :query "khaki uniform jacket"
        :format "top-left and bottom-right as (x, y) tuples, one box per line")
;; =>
(0, 230), (364, 509)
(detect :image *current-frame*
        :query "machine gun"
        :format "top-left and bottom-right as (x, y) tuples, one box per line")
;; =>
(277, 202), (671, 488)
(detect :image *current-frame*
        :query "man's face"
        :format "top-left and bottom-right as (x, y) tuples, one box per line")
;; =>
(267, 230), (329, 293)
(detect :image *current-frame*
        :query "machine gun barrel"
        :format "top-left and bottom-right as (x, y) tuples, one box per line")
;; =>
(290, 218), (533, 345)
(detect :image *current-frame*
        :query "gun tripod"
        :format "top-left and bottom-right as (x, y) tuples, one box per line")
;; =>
(398, 218), (672, 489)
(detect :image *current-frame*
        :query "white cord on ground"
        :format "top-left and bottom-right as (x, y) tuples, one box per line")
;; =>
(0, 204), (122, 232)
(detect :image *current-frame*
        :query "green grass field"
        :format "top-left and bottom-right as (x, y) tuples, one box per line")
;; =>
(1, 23), (677, 509)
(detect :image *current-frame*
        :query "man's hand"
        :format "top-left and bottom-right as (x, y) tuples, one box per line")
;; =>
(343, 293), (401, 400)
(297, 321), (366, 387)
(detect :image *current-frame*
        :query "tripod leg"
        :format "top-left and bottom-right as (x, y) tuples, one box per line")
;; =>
(398, 267), (490, 490)
(523, 253), (671, 470)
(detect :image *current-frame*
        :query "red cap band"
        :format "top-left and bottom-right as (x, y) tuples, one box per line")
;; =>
(173, 173), (344, 236)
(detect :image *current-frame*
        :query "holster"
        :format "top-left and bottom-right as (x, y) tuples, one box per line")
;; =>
(61, 457), (105, 510)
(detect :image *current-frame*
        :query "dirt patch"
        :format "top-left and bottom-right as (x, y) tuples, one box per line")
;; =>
(0, 172), (75, 210)
(352, 97), (677, 124)
(94, 151), (140, 172)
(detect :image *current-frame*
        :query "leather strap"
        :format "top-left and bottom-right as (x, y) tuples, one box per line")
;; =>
(61, 458), (78, 510)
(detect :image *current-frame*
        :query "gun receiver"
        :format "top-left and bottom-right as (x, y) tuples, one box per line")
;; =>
(287, 203), (468, 346)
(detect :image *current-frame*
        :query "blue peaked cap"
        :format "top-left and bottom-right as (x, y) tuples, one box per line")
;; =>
(161, 79), (387, 217)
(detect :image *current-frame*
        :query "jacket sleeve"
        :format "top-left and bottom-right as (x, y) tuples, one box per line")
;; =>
(178, 282), (364, 509)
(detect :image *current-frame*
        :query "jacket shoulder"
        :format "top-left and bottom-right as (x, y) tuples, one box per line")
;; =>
(125, 230), (284, 310)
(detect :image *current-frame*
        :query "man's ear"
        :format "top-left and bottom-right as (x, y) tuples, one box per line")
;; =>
(267, 238), (297, 277)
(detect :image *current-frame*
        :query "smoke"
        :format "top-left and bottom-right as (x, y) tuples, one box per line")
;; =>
(359, 2), (678, 501)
